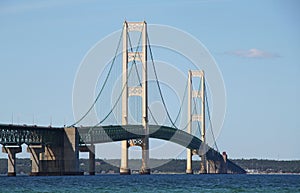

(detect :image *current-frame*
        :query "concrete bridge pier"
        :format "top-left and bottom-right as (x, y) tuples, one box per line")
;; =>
(186, 149), (193, 174)
(204, 152), (228, 174)
(2, 146), (22, 176)
(120, 141), (130, 175)
(220, 152), (228, 174)
(206, 160), (217, 173)
(40, 145), (64, 175)
(140, 136), (150, 175)
(215, 161), (222, 173)
(89, 145), (95, 175)
(199, 155), (207, 174)
(79, 144), (95, 175)
(63, 127), (81, 175)
(25, 127), (81, 176)
(27, 144), (45, 176)
(206, 160), (225, 174)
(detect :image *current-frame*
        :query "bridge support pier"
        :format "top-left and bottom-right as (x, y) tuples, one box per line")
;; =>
(79, 144), (95, 175)
(89, 145), (95, 175)
(206, 160), (216, 173)
(63, 127), (80, 175)
(140, 137), (150, 175)
(27, 145), (45, 176)
(204, 159), (228, 174)
(199, 154), (207, 174)
(221, 152), (228, 174)
(120, 167), (131, 175)
(40, 145), (64, 175)
(2, 146), (22, 176)
(24, 127), (81, 176)
(219, 151), (228, 174)
(186, 149), (193, 174)
(206, 161), (223, 174)
(120, 141), (130, 175)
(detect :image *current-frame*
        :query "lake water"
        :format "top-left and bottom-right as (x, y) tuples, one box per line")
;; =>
(0, 174), (300, 192)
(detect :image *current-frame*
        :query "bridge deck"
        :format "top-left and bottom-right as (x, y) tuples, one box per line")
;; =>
(0, 123), (246, 174)
(79, 125), (217, 159)
(0, 124), (64, 146)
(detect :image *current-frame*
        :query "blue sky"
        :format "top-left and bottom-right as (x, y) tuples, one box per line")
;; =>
(0, 0), (299, 160)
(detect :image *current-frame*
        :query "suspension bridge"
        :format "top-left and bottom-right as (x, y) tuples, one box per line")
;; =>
(0, 21), (246, 176)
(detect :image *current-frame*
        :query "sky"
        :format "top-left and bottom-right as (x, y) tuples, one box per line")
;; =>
(0, 0), (299, 160)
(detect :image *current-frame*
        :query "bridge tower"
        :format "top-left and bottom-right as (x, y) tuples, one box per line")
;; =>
(120, 21), (150, 175)
(186, 70), (207, 174)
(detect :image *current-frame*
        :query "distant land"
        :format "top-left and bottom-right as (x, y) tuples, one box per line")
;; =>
(0, 159), (299, 175)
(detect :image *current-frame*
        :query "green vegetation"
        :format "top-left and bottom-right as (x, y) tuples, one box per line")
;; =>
(232, 159), (300, 173)
(1, 158), (300, 174)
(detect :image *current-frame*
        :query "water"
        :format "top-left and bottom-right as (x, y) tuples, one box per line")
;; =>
(0, 174), (300, 192)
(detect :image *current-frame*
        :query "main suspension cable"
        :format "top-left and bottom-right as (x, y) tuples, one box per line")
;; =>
(147, 36), (179, 129)
(95, 25), (144, 126)
(69, 26), (124, 127)
(204, 79), (219, 152)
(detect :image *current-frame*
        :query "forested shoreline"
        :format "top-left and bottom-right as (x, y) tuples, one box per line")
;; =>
(0, 158), (299, 174)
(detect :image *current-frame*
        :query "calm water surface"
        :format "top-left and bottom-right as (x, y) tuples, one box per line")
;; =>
(0, 174), (299, 192)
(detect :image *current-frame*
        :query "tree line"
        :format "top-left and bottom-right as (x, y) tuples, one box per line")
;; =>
(1, 158), (299, 174)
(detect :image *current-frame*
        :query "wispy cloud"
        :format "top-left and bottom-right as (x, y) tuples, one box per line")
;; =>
(227, 48), (280, 59)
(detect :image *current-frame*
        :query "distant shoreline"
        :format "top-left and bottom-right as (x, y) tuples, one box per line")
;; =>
(1, 158), (300, 175)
